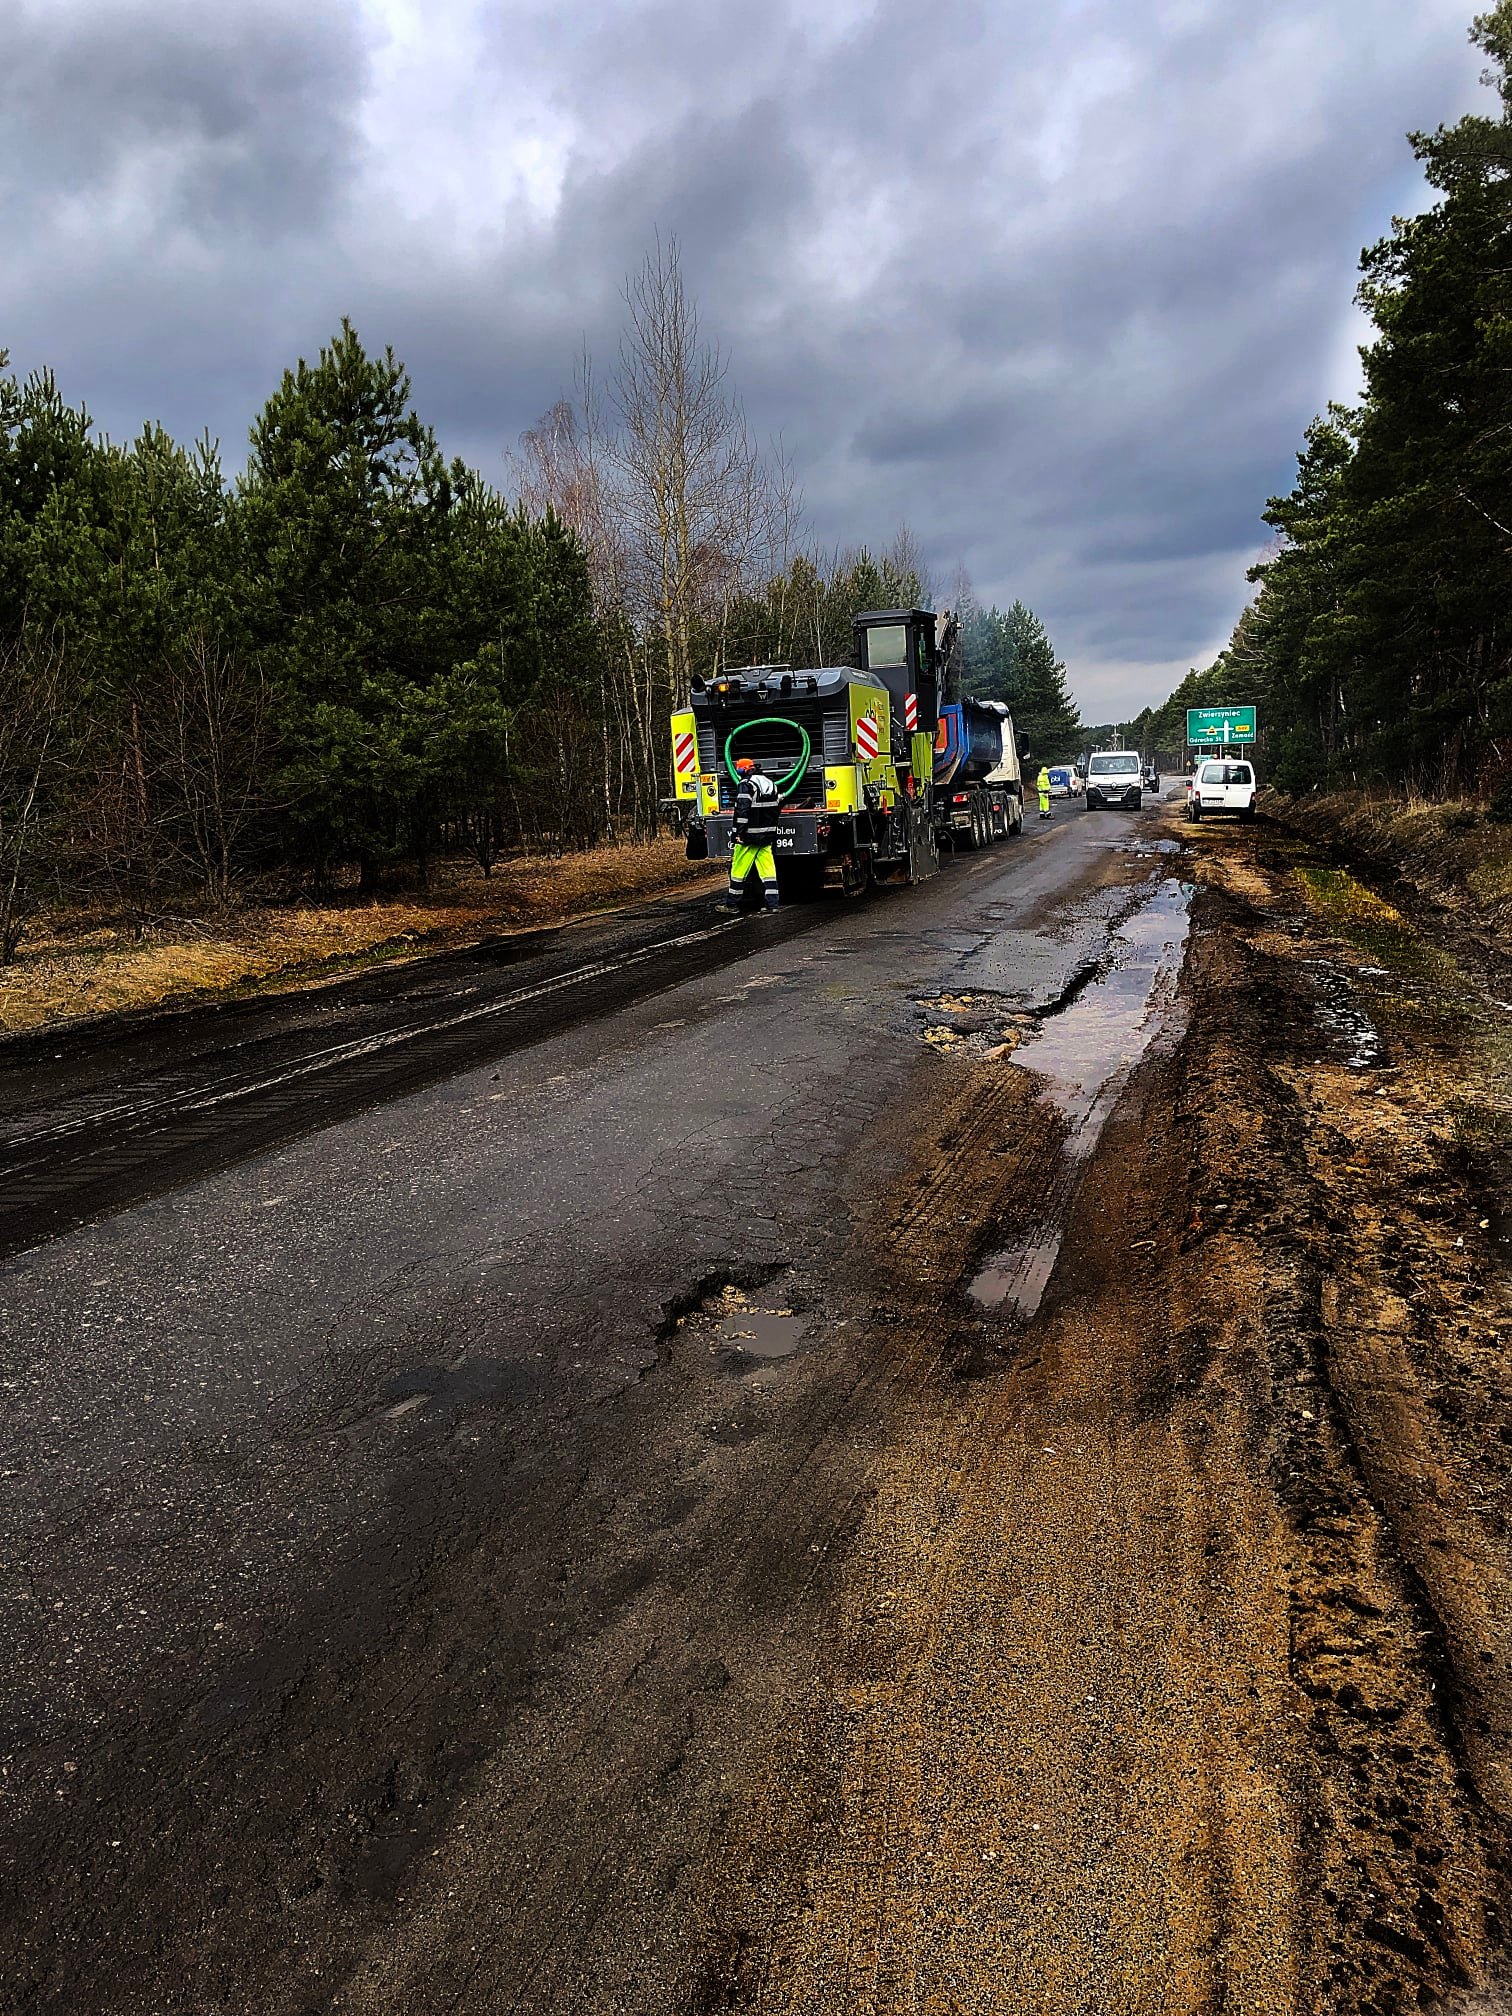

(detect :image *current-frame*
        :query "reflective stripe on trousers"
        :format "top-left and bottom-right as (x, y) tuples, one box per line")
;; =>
(729, 842), (778, 893)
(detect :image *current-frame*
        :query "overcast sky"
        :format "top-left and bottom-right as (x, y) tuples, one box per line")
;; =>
(1, 0), (1488, 719)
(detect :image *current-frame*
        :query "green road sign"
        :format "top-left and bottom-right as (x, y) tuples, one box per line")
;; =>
(1186, 705), (1256, 744)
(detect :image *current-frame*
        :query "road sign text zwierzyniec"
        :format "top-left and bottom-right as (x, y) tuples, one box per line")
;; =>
(1186, 706), (1257, 745)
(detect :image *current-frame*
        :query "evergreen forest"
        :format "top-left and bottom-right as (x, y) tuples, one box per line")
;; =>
(0, 241), (1077, 961)
(1136, 4), (1512, 799)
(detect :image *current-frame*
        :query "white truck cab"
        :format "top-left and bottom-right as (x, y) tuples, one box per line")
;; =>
(1187, 759), (1257, 822)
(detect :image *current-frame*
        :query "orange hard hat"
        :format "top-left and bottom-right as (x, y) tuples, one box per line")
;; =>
(735, 757), (755, 772)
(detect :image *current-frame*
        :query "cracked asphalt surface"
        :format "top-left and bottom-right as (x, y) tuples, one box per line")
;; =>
(6, 795), (1512, 2015)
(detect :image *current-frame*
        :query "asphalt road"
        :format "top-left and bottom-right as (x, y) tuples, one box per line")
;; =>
(2, 796), (1195, 2013)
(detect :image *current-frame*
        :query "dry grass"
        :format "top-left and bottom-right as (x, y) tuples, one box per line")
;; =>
(1267, 789), (1512, 937)
(0, 840), (723, 1038)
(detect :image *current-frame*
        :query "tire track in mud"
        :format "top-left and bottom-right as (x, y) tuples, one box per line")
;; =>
(686, 899), (1222, 2012)
(1178, 828), (1512, 2012)
(712, 1042), (1309, 2016)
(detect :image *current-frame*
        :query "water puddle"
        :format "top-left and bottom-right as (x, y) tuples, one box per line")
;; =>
(967, 1233), (1063, 1316)
(675, 1279), (812, 1364)
(716, 1308), (808, 1359)
(1312, 970), (1388, 1069)
(1010, 878), (1194, 1154)
(957, 879), (1194, 1328)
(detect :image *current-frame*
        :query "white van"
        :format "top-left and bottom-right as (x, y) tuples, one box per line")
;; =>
(1187, 759), (1257, 822)
(1085, 751), (1143, 810)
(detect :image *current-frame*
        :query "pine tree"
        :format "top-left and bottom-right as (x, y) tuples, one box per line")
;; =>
(236, 321), (464, 880)
(960, 600), (1082, 759)
(1191, 4), (1512, 795)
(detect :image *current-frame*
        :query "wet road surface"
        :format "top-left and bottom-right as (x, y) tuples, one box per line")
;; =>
(7, 796), (1512, 2014)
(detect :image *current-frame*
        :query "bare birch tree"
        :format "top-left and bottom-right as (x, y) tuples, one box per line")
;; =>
(515, 359), (651, 835)
(514, 240), (808, 834)
(612, 235), (775, 708)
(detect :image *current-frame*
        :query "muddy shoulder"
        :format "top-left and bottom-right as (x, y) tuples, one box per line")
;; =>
(1177, 815), (1512, 2010)
(697, 809), (1512, 2014)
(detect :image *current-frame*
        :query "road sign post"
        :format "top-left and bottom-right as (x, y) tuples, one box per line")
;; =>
(1186, 705), (1257, 757)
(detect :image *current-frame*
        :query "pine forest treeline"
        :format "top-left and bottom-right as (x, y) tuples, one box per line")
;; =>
(0, 240), (1078, 962)
(1139, 4), (1512, 799)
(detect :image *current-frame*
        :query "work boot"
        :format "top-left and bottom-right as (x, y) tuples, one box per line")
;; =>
(764, 890), (781, 911)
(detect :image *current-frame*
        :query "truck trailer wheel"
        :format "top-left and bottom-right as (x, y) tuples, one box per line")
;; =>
(837, 852), (872, 898)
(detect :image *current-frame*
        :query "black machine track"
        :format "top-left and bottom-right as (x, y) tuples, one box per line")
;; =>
(0, 894), (836, 1262)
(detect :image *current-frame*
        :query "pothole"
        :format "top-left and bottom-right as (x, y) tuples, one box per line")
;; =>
(659, 1274), (811, 1370)
(916, 991), (1034, 1056)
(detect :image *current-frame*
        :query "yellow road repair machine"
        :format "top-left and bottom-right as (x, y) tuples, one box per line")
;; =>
(670, 609), (946, 898)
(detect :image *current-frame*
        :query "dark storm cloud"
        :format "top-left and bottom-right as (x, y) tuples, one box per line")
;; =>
(0, 0), (1487, 714)
(1, 0), (365, 232)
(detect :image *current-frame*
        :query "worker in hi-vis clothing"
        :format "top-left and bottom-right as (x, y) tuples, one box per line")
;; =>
(1036, 765), (1054, 820)
(727, 758), (782, 911)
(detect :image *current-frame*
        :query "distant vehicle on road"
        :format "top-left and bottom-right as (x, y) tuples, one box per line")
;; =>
(1143, 763), (1160, 794)
(1085, 751), (1143, 810)
(1046, 765), (1075, 799)
(1186, 759), (1257, 822)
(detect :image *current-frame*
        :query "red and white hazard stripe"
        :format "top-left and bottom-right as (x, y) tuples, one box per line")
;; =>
(855, 712), (880, 762)
(903, 693), (918, 731)
(673, 730), (697, 777)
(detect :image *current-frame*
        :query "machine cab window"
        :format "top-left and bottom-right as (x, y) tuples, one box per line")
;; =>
(864, 624), (907, 668)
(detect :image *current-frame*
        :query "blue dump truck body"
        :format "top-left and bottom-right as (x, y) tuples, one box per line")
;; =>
(933, 697), (1025, 848)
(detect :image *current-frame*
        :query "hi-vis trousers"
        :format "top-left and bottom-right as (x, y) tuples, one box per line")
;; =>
(729, 842), (778, 900)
